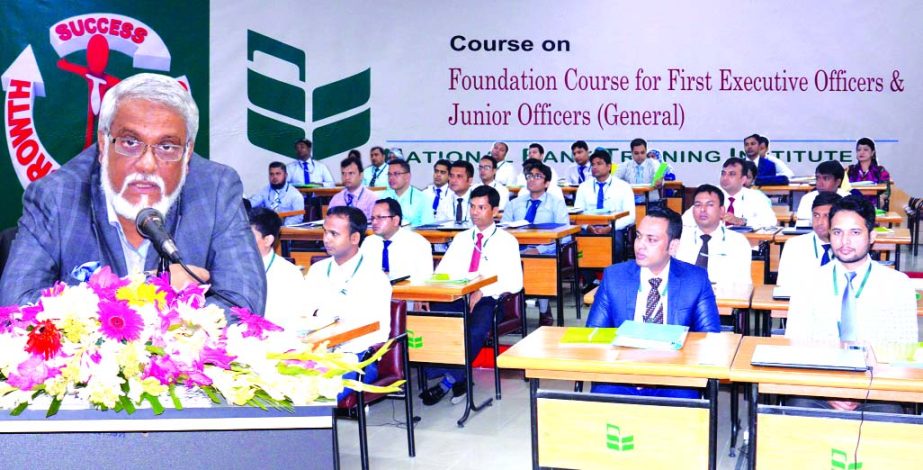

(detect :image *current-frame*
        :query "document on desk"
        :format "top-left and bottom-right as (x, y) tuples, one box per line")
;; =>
(288, 220), (324, 228)
(498, 220), (529, 228)
(425, 273), (475, 285)
(611, 320), (689, 351)
(750, 345), (869, 372)
(771, 286), (791, 300)
(559, 327), (618, 347)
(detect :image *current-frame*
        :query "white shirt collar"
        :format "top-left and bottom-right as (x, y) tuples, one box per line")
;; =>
(640, 259), (671, 286)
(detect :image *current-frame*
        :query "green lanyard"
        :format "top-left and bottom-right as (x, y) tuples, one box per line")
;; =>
(264, 252), (276, 274)
(832, 262), (872, 298)
(327, 254), (364, 295)
(472, 225), (498, 251)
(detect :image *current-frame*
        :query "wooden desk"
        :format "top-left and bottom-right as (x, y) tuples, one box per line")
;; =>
(498, 327), (741, 469)
(772, 206), (793, 226)
(302, 321), (380, 348)
(571, 211), (630, 271)
(731, 336), (923, 469)
(391, 276), (497, 427)
(743, 227), (780, 284)
(297, 186), (385, 197)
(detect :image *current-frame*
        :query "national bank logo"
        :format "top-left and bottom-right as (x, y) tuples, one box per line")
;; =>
(246, 30), (370, 160)
(605, 423), (634, 451)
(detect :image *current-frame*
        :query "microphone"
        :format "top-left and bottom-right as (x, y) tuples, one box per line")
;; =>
(135, 208), (183, 263)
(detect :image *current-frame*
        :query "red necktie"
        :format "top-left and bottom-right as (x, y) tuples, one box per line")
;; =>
(727, 196), (736, 215)
(468, 233), (483, 272)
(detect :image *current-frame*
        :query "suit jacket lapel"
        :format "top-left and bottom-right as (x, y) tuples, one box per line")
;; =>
(666, 260), (682, 324)
(623, 262), (641, 322)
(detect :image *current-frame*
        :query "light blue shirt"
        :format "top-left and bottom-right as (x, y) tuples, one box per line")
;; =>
(378, 186), (434, 227)
(285, 158), (335, 187)
(249, 183), (305, 225)
(362, 163), (388, 187)
(501, 191), (569, 254)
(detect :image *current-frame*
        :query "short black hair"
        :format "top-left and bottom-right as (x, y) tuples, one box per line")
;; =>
(326, 205), (368, 244)
(590, 149), (611, 165)
(269, 161), (286, 172)
(340, 155), (363, 171)
(757, 135), (769, 147)
(723, 157), (747, 172)
(295, 138), (312, 148)
(347, 149), (361, 159)
(450, 160), (474, 178)
(434, 159), (452, 171)
(375, 197), (403, 225)
(495, 141), (508, 153)
(389, 158), (411, 173)
(370, 146), (385, 156)
(693, 183), (724, 206)
(480, 155), (497, 168)
(249, 207), (282, 241)
(812, 191), (842, 209)
(471, 185), (500, 209)
(742, 159), (758, 180)
(829, 194), (875, 232)
(525, 160), (552, 182)
(644, 207), (683, 242)
(744, 133), (760, 143)
(529, 142), (545, 155)
(630, 138), (647, 150)
(816, 160), (845, 182)
(571, 140), (588, 152)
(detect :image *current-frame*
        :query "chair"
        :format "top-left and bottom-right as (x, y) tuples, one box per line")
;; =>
(558, 239), (581, 319)
(336, 300), (416, 469)
(489, 289), (526, 399)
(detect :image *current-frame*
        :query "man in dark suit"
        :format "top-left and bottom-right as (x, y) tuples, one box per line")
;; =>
(586, 207), (719, 398)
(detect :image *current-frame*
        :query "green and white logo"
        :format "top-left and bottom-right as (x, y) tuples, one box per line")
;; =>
(606, 423), (634, 451)
(831, 448), (862, 470)
(246, 30), (370, 159)
(407, 329), (423, 349)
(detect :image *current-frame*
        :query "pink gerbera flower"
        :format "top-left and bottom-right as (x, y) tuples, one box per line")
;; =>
(98, 300), (144, 342)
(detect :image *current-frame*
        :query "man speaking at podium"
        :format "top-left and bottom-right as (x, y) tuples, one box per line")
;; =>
(0, 73), (265, 313)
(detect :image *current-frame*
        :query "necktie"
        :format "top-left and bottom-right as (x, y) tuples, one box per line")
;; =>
(696, 234), (711, 270)
(301, 161), (311, 184)
(596, 182), (605, 209)
(382, 240), (392, 272)
(644, 278), (664, 324)
(578, 165), (586, 183)
(820, 243), (832, 266)
(270, 190), (281, 210)
(432, 187), (442, 211)
(839, 271), (858, 341)
(468, 233), (483, 272)
(455, 197), (464, 224)
(525, 199), (541, 223)
(370, 166), (380, 186)
(634, 166), (645, 203)
(727, 196), (736, 215)
(345, 193), (354, 207)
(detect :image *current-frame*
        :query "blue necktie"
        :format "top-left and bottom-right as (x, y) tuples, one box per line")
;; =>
(301, 161), (311, 184)
(382, 240), (392, 272)
(596, 182), (605, 210)
(432, 187), (441, 211)
(578, 165), (586, 184)
(839, 271), (858, 341)
(525, 199), (541, 223)
(346, 193), (354, 207)
(820, 244), (832, 266)
(634, 165), (644, 203)
(370, 166), (381, 187)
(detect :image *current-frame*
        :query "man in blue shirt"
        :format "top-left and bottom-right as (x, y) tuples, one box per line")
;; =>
(285, 138), (335, 187)
(377, 158), (434, 227)
(249, 162), (304, 225)
(361, 146), (388, 187)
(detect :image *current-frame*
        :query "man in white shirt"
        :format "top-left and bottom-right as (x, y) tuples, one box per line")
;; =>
(361, 146), (388, 187)
(515, 143), (561, 187)
(477, 156), (509, 210)
(615, 138), (663, 203)
(776, 192), (841, 288)
(248, 207), (307, 324)
(285, 138), (335, 187)
(360, 198), (434, 283)
(420, 185), (524, 406)
(574, 149), (636, 262)
(301, 206), (392, 401)
(676, 184), (752, 287)
(491, 141), (517, 186)
(786, 196), (917, 413)
(422, 159), (451, 215)
(683, 157), (776, 229)
(435, 160), (474, 224)
(745, 133), (794, 179)
(795, 160), (858, 224)
(249, 161), (305, 225)
(565, 140), (591, 186)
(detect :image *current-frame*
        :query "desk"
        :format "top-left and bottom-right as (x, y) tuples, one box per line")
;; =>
(498, 327), (741, 469)
(731, 336), (923, 469)
(743, 227), (780, 284)
(391, 276), (497, 427)
(302, 321), (380, 348)
(772, 206), (793, 226)
(571, 211), (630, 270)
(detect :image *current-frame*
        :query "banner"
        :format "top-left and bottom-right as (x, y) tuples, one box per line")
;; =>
(0, 0), (209, 229)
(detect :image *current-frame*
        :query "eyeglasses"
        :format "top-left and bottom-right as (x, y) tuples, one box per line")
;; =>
(478, 165), (493, 171)
(369, 215), (397, 221)
(524, 173), (545, 181)
(388, 172), (408, 177)
(109, 135), (188, 162)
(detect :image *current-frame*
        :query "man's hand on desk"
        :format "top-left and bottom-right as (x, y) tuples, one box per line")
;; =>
(722, 214), (746, 226)
(169, 264), (211, 291)
(588, 224), (612, 235)
(828, 399), (860, 411)
(417, 302), (430, 312)
(468, 290), (483, 312)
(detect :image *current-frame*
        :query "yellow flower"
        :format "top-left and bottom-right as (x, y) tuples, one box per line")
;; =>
(116, 282), (166, 308)
(60, 315), (89, 343)
(44, 376), (68, 399)
(116, 344), (142, 378)
(141, 377), (167, 397)
(61, 358), (82, 383)
(228, 386), (256, 405)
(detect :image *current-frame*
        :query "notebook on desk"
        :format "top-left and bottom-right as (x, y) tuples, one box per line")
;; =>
(771, 286), (791, 300)
(750, 345), (869, 372)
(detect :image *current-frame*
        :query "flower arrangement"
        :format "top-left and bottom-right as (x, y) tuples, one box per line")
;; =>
(0, 267), (399, 416)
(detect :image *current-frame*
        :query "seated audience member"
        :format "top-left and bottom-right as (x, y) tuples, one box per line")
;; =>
(435, 160), (475, 224)
(574, 149), (636, 260)
(676, 184), (751, 286)
(740, 159), (759, 189)
(515, 143), (561, 186)
(420, 186), (523, 406)
(249, 161), (305, 225)
(301, 206), (391, 400)
(360, 198), (434, 283)
(501, 161), (568, 326)
(683, 157), (775, 229)
(565, 140), (591, 185)
(847, 137), (890, 208)
(744, 133), (794, 180)
(647, 149), (676, 195)
(477, 156), (510, 210)
(248, 207), (307, 323)
(795, 160), (860, 223)
(286, 138), (335, 187)
(587, 208), (720, 397)
(786, 196), (917, 413)
(615, 138), (663, 204)
(491, 141), (518, 186)
(347, 149), (361, 160)
(422, 159), (451, 215)
(776, 192), (842, 288)
(378, 158), (434, 227)
(361, 146), (388, 187)
(328, 156), (376, 218)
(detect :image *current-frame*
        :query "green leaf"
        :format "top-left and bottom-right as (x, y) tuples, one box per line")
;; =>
(10, 401), (29, 416)
(119, 395), (136, 414)
(46, 397), (62, 418)
(142, 393), (165, 415)
(201, 386), (221, 404)
(168, 385), (183, 411)
(145, 344), (165, 355)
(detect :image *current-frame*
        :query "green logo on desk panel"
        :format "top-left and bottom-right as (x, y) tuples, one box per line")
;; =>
(605, 423), (634, 451)
(407, 329), (423, 349)
(246, 31), (370, 159)
(831, 448), (862, 469)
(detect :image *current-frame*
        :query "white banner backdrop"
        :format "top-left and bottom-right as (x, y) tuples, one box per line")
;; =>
(210, 1), (923, 196)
